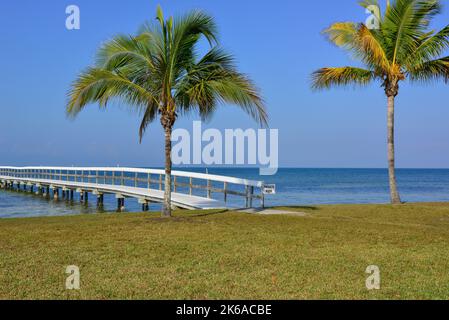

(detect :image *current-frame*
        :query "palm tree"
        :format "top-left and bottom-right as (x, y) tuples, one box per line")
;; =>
(312, 0), (449, 204)
(67, 6), (267, 217)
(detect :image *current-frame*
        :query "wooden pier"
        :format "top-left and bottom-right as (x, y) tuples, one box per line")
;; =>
(0, 166), (266, 211)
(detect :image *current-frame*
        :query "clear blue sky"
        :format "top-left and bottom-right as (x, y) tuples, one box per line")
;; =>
(1, 0), (448, 168)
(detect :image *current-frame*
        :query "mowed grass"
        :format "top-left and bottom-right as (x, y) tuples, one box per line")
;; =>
(1, 203), (449, 299)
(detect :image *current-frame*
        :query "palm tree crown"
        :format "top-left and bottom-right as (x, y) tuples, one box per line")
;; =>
(67, 6), (267, 216)
(312, 0), (449, 90)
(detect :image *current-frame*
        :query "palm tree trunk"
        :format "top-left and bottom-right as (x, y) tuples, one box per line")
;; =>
(387, 94), (401, 204)
(162, 124), (172, 217)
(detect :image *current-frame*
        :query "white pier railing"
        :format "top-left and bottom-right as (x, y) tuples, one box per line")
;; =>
(0, 166), (267, 210)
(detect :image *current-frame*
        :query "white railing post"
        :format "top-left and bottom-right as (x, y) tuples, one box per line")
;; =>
(224, 182), (227, 203)
(207, 179), (211, 199)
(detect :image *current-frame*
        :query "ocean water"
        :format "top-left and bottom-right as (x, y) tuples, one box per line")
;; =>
(1, 168), (449, 218)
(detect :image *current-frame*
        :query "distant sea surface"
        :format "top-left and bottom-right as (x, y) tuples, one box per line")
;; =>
(1, 168), (449, 218)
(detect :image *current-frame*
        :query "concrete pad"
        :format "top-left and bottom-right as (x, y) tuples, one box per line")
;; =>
(236, 208), (308, 216)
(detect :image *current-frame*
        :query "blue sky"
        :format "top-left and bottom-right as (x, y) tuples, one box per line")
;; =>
(0, 0), (448, 168)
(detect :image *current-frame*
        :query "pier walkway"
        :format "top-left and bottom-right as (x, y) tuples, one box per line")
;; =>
(0, 166), (266, 211)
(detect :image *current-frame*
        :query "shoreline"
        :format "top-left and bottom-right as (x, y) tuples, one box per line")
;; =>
(2, 200), (449, 220)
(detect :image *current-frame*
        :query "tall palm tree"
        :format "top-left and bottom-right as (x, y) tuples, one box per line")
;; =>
(312, 0), (449, 204)
(67, 6), (267, 217)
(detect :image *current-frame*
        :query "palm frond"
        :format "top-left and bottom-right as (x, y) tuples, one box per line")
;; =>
(67, 68), (156, 116)
(407, 25), (449, 67)
(383, 0), (441, 65)
(139, 100), (159, 142)
(96, 34), (157, 73)
(168, 10), (218, 86)
(311, 67), (376, 90)
(324, 22), (389, 72)
(356, 25), (390, 71)
(176, 47), (267, 126)
(408, 56), (449, 83)
(324, 22), (359, 49)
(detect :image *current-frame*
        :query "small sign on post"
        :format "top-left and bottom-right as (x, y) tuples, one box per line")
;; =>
(262, 184), (276, 195)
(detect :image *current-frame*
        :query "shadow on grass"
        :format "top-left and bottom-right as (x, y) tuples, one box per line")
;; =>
(270, 206), (320, 211)
(143, 209), (230, 223)
(186, 209), (230, 217)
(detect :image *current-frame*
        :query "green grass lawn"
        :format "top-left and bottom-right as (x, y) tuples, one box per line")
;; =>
(1, 203), (449, 299)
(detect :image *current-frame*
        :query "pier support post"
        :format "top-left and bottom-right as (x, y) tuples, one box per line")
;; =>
(116, 194), (125, 212)
(249, 186), (254, 208)
(43, 186), (50, 198)
(207, 179), (211, 199)
(95, 191), (104, 207)
(138, 198), (149, 212)
(116, 198), (125, 211)
(53, 187), (59, 200)
(223, 182), (227, 204)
